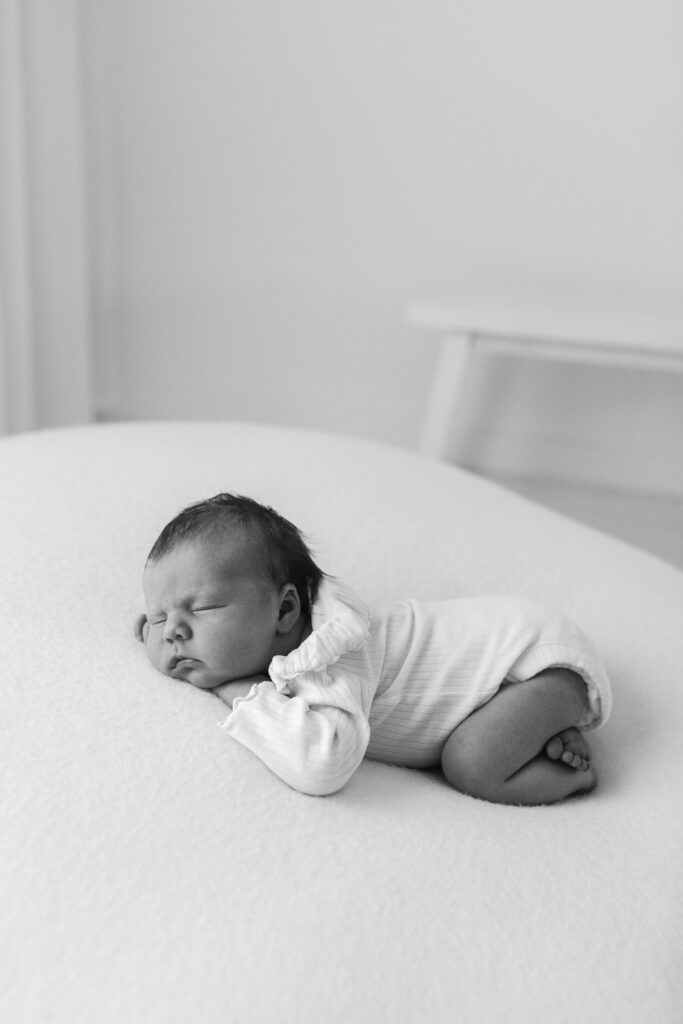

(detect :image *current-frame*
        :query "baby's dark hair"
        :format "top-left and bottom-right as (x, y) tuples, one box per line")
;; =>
(146, 493), (325, 615)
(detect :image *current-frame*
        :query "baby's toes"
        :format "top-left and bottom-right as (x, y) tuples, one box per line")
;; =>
(546, 727), (592, 770)
(561, 750), (590, 770)
(545, 736), (565, 761)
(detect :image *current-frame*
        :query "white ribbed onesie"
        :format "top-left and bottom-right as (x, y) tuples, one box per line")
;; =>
(220, 580), (612, 796)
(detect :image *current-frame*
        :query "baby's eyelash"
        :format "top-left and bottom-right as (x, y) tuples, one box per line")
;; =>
(145, 606), (223, 625)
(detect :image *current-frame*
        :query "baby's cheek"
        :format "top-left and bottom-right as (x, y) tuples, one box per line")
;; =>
(144, 634), (165, 672)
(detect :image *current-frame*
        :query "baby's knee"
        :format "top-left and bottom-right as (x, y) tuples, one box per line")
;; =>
(440, 728), (498, 800)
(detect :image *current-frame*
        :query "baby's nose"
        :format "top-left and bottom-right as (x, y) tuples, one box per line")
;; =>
(163, 616), (190, 642)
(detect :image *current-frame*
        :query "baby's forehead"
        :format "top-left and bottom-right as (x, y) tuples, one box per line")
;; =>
(144, 528), (269, 587)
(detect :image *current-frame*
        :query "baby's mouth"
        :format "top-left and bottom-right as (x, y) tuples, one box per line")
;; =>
(169, 655), (201, 674)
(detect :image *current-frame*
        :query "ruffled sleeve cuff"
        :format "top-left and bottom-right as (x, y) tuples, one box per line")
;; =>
(269, 579), (371, 685)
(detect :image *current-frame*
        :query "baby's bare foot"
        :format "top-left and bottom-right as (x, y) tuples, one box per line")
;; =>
(545, 727), (592, 771)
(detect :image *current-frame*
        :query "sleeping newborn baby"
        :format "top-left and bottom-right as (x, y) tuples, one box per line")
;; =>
(136, 493), (612, 803)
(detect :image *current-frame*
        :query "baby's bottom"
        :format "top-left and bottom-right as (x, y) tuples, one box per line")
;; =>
(441, 668), (597, 805)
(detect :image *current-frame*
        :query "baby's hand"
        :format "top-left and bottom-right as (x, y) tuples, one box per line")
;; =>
(134, 614), (149, 644)
(213, 675), (268, 707)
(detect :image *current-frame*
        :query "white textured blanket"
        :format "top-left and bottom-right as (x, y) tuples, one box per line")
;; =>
(1, 421), (682, 1023)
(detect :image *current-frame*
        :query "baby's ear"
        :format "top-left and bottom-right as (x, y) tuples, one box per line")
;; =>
(276, 583), (302, 633)
(134, 614), (149, 643)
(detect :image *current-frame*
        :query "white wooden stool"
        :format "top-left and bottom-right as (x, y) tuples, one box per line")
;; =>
(408, 292), (683, 461)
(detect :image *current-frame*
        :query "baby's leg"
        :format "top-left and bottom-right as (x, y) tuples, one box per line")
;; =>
(441, 668), (597, 805)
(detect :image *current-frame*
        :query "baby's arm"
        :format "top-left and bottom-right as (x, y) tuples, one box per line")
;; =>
(220, 670), (371, 796)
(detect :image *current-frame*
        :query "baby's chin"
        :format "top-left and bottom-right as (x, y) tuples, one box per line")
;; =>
(155, 652), (267, 689)
(165, 658), (224, 689)
(184, 676), (223, 690)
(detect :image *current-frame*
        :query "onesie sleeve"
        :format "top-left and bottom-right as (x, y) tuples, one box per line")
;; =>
(219, 667), (371, 796)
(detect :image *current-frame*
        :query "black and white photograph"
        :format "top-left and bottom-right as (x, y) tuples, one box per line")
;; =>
(1, 2), (682, 1022)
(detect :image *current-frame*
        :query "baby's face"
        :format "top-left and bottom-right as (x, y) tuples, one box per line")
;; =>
(141, 533), (283, 689)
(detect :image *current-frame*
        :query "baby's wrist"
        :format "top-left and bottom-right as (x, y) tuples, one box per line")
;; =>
(213, 676), (266, 707)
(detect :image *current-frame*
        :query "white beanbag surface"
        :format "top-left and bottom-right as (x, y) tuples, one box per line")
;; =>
(1, 421), (682, 1023)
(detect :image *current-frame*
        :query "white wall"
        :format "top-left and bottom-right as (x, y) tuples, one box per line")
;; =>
(80, 0), (683, 492)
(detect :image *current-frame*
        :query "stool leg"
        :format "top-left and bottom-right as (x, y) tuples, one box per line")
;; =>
(419, 332), (474, 461)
